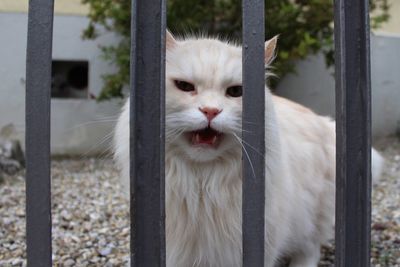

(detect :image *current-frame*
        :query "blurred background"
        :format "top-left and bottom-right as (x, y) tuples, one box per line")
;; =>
(0, 1), (399, 266)
(0, 0), (399, 156)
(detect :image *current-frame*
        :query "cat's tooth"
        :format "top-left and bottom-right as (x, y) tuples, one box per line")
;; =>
(195, 133), (200, 143)
(212, 136), (217, 144)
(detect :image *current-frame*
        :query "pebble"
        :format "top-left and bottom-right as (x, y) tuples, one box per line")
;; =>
(98, 246), (114, 256)
(0, 136), (399, 266)
(63, 259), (75, 266)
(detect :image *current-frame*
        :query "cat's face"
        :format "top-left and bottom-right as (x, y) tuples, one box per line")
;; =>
(165, 33), (276, 162)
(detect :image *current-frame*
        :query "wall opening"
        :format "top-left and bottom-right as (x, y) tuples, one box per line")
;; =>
(51, 60), (89, 99)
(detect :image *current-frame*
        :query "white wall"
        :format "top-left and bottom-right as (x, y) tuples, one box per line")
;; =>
(276, 34), (400, 139)
(0, 12), (123, 155)
(374, 0), (400, 35)
(0, 0), (90, 16)
(1, 12), (398, 155)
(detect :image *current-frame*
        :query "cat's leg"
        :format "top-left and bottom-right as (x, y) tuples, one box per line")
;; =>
(288, 242), (320, 267)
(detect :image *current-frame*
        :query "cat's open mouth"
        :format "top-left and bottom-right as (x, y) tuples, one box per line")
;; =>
(188, 127), (223, 148)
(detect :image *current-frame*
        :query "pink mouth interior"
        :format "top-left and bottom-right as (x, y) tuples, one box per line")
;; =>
(189, 127), (222, 147)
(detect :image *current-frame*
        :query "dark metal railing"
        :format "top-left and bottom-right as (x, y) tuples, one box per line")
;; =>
(25, 0), (54, 266)
(334, 0), (372, 266)
(24, 0), (372, 266)
(242, 0), (266, 265)
(130, 0), (166, 265)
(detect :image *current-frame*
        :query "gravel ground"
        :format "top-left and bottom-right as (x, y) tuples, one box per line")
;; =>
(0, 137), (399, 266)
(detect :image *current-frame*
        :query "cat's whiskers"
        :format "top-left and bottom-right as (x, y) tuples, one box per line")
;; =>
(232, 133), (256, 180)
(230, 124), (252, 134)
(66, 118), (118, 131)
(166, 127), (185, 136)
(166, 127), (188, 143)
(80, 129), (115, 159)
(232, 133), (265, 160)
(242, 120), (261, 125)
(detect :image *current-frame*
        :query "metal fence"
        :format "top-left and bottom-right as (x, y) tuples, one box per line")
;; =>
(25, 0), (371, 266)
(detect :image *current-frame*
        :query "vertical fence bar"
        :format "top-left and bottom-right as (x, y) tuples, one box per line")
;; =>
(334, 0), (372, 266)
(242, 0), (266, 266)
(25, 0), (54, 266)
(130, 0), (166, 266)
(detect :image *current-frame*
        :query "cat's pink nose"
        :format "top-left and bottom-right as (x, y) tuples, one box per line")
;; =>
(199, 107), (222, 121)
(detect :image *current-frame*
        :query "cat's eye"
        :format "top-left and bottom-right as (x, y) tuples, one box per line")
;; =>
(174, 80), (195, 92)
(226, 85), (242, 97)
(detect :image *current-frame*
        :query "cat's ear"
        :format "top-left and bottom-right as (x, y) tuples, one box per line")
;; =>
(166, 30), (177, 49)
(264, 35), (278, 64)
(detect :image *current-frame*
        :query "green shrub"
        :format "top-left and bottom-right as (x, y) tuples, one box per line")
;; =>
(82, 0), (390, 100)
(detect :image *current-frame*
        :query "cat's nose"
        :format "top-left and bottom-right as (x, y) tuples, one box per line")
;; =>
(199, 107), (222, 121)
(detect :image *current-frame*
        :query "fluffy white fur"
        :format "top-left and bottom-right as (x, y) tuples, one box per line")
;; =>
(114, 33), (384, 267)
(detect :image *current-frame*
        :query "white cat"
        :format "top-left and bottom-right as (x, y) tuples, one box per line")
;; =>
(114, 32), (384, 267)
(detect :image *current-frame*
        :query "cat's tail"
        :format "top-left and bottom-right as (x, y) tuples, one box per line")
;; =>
(372, 148), (385, 186)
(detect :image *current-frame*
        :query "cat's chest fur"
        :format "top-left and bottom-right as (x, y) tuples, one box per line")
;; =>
(165, 152), (243, 267)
